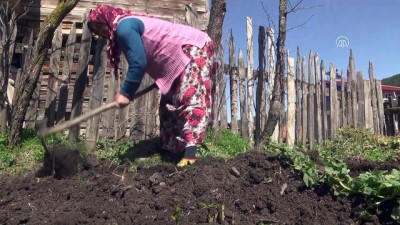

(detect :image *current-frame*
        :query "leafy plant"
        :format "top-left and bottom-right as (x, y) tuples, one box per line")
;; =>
(96, 138), (132, 164)
(198, 129), (250, 159)
(315, 127), (399, 162)
(171, 201), (182, 225)
(265, 142), (400, 222)
(0, 146), (14, 169)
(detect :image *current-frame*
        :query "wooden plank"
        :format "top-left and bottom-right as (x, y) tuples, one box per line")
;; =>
(85, 37), (107, 149)
(301, 57), (307, 143)
(307, 51), (315, 147)
(229, 29), (238, 134)
(255, 26), (266, 140)
(185, 3), (199, 29)
(246, 17), (254, 144)
(21, 1), (210, 31)
(57, 22), (76, 124)
(363, 80), (373, 130)
(346, 68), (353, 127)
(387, 97), (395, 136)
(340, 70), (346, 127)
(368, 62), (379, 134)
(330, 63), (338, 138)
(101, 71), (116, 138)
(349, 50), (357, 128)
(116, 58), (130, 141)
(320, 61), (328, 140)
(69, 11), (92, 141)
(238, 49), (249, 138)
(376, 80), (385, 135)
(130, 76), (147, 142)
(267, 27), (278, 142)
(287, 57), (295, 146)
(295, 47), (302, 142)
(356, 71), (365, 127)
(314, 54), (322, 144)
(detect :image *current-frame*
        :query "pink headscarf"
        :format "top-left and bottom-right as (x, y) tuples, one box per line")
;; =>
(88, 4), (136, 70)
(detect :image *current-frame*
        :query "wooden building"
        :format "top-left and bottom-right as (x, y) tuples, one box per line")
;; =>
(9, 0), (210, 141)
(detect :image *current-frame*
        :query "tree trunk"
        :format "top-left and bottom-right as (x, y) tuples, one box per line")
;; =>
(207, 0), (226, 129)
(256, 0), (287, 150)
(8, 0), (80, 147)
(0, 7), (17, 133)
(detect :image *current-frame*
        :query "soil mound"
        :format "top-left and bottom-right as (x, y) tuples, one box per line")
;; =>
(0, 150), (397, 225)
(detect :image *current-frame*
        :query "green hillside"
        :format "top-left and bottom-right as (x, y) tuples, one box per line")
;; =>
(382, 73), (400, 86)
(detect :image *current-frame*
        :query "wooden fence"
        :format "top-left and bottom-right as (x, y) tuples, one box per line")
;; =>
(214, 17), (397, 147)
(5, 14), (399, 148)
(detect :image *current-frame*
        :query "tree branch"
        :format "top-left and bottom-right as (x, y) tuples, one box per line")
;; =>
(258, 0), (276, 30)
(287, 0), (323, 15)
(286, 14), (314, 32)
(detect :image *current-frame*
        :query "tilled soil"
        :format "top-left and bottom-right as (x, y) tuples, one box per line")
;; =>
(0, 147), (398, 225)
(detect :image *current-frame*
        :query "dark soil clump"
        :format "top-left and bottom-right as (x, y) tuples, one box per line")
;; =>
(0, 149), (397, 225)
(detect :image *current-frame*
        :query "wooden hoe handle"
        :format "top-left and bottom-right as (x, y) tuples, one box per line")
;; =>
(39, 83), (157, 137)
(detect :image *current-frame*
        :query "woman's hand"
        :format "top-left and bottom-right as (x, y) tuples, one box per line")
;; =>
(115, 93), (131, 108)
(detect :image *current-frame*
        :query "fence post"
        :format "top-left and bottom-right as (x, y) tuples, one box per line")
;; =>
(329, 63), (338, 138)
(229, 29), (238, 134)
(314, 53), (322, 144)
(387, 97), (395, 136)
(363, 79), (373, 130)
(301, 57), (307, 143)
(255, 26), (266, 140)
(320, 61), (328, 140)
(238, 49), (249, 138)
(357, 71), (365, 127)
(287, 56), (295, 146)
(69, 11), (93, 141)
(346, 68), (353, 127)
(340, 70), (346, 127)
(376, 80), (385, 134)
(295, 47), (302, 142)
(267, 27), (278, 142)
(57, 22), (76, 124)
(85, 37), (107, 149)
(349, 50), (358, 128)
(101, 68), (117, 138)
(246, 17), (254, 144)
(44, 27), (62, 127)
(368, 62), (379, 134)
(115, 58), (130, 141)
(307, 51), (315, 147)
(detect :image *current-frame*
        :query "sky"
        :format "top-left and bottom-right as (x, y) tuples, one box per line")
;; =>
(221, 0), (400, 80)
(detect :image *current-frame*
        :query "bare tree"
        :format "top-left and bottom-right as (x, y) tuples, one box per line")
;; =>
(8, 0), (80, 147)
(207, 0), (226, 129)
(0, 0), (30, 132)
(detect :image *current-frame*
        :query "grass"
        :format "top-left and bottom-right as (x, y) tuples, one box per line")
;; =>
(95, 128), (251, 172)
(314, 127), (400, 162)
(198, 128), (251, 159)
(1, 126), (398, 175)
(0, 129), (88, 175)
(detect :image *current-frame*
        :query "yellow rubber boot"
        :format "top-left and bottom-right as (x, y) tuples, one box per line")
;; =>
(177, 158), (196, 167)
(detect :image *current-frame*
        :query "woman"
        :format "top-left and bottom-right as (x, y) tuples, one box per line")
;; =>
(87, 4), (217, 167)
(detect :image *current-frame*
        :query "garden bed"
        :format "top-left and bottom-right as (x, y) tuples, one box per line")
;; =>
(1, 147), (398, 225)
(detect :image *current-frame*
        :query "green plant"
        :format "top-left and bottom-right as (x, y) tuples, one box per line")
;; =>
(96, 138), (132, 164)
(0, 146), (14, 169)
(268, 142), (400, 222)
(198, 129), (250, 159)
(315, 127), (399, 162)
(200, 202), (221, 223)
(171, 202), (182, 225)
